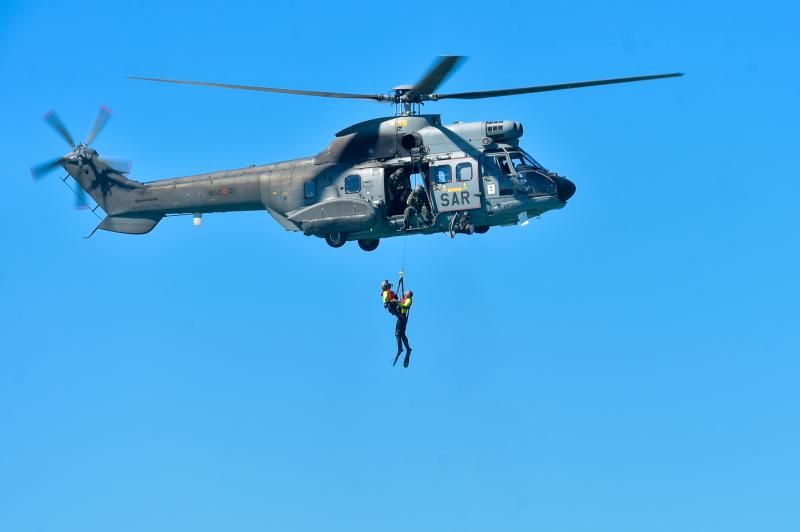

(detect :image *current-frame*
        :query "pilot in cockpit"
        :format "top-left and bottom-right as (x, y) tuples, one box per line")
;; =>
(497, 156), (512, 175)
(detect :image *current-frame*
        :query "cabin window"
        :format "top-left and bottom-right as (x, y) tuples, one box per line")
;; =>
(434, 165), (452, 184)
(456, 162), (473, 182)
(304, 180), (316, 198)
(345, 174), (361, 194)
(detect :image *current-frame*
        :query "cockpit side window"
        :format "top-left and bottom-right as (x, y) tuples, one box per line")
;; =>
(498, 176), (514, 196)
(509, 152), (527, 172)
(492, 155), (512, 175)
(484, 155), (514, 196)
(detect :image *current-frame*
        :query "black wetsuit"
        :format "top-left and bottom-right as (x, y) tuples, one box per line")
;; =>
(395, 313), (410, 353)
(392, 295), (413, 367)
(394, 312), (413, 367)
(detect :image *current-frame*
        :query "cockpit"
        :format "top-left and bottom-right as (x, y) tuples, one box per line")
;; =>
(508, 151), (546, 172)
(484, 148), (557, 196)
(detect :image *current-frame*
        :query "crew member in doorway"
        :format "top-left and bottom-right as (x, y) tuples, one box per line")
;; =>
(388, 168), (408, 213)
(393, 290), (414, 368)
(403, 185), (432, 230)
(381, 279), (399, 317)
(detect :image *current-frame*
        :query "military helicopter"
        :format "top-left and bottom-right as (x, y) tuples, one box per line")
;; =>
(32, 57), (682, 250)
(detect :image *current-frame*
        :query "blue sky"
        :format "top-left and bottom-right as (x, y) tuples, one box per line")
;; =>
(1, 1), (798, 531)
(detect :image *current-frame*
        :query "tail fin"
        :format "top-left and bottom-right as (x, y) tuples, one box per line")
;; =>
(33, 107), (163, 234)
(64, 147), (163, 235)
(63, 147), (141, 214)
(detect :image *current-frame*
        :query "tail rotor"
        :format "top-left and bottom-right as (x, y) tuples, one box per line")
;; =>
(31, 156), (68, 180)
(31, 106), (131, 209)
(85, 105), (112, 146)
(31, 110), (77, 181)
(43, 110), (77, 149)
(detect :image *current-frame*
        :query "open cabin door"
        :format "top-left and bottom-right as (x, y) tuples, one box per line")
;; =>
(430, 157), (481, 213)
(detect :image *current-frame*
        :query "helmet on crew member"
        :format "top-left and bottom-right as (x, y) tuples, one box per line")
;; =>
(404, 290), (413, 298)
(381, 280), (392, 290)
(414, 184), (424, 194)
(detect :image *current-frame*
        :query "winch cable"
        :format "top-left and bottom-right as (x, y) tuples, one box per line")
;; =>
(397, 236), (411, 320)
(398, 236), (407, 298)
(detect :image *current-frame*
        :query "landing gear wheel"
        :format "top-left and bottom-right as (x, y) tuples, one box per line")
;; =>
(358, 239), (380, 252)
(325, 232), (347, 248)
(474, 225), (490, 234)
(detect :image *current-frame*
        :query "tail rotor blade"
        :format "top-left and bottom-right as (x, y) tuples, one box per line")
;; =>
(31, 157), (66, 180)
(102, 157), (132, 174)
(86, 105), (112, 145)
(44, 110), (76, 148)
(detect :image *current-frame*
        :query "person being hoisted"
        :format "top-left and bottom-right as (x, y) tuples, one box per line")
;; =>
(381, 279), (399, 318)
(393, 289), (414, 368)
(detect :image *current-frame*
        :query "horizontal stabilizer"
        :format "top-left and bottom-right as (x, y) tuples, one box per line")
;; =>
(99, 215), (162, 234)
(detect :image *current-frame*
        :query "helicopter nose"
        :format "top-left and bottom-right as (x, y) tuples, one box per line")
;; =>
(552, 176), (576, 203)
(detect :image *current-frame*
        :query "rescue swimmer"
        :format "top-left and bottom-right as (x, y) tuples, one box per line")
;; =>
(381, 279), (415, 368)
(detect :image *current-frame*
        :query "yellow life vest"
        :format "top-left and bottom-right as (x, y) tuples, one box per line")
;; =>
(382, 290), (397, 304)
(399, 296), (413, 314)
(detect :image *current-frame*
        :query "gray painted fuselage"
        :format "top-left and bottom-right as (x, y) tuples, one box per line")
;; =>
(63, 114), (575, 243)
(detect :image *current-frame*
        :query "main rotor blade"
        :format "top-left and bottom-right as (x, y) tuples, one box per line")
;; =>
(406, 55), (465, 101)
(86, 105), (112, 146)
(127, 76), (386, 101)
(44, 111), (76, 147)
(434, 72), (684, 100)
(31, 157), (66, 180)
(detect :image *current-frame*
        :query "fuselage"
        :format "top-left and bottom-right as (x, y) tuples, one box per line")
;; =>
(63, 114), (576, 246)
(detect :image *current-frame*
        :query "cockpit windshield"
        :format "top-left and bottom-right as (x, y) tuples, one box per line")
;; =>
(507, 150), (555, 195)
(508, 150), (546, 172)
(515, 171), (557, 196)
(484, 151), (556, 196)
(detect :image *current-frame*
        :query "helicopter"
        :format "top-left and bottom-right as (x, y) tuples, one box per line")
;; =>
(32, 56), (682, 250)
